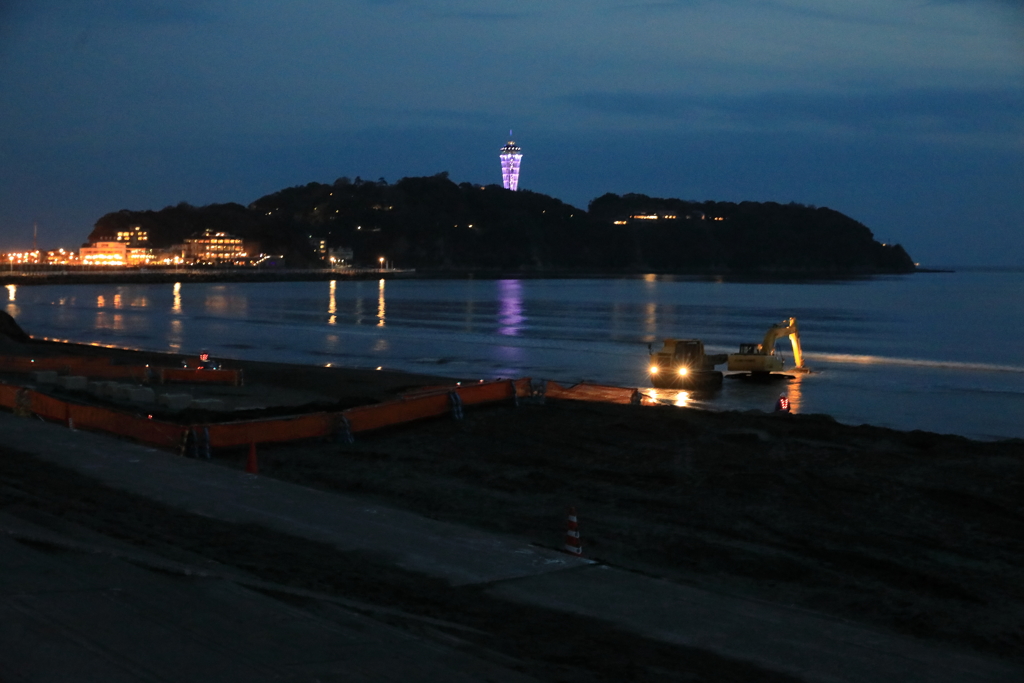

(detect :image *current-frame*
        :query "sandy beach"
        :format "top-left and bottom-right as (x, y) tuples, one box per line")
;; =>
(1, 328), (1022, 681)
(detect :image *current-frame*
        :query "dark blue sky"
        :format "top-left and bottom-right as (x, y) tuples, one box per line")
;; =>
(1, 0), (1022, 265)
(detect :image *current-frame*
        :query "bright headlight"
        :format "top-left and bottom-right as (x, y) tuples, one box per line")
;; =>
(649, 365), (659, 374)
(678, 367), (689, 376)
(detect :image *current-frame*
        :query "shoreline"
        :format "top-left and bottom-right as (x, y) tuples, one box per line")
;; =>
(7, 333), (1022, 446)
(1, 265), (923, 287)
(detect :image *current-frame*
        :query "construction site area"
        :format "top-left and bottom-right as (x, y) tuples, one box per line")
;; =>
(1, 312), (1023, 683)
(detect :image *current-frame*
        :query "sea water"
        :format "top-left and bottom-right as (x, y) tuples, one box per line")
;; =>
(4, 271), (1023, 440)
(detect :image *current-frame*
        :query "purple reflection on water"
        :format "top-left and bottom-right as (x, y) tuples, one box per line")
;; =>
(497, 279), (524, 336)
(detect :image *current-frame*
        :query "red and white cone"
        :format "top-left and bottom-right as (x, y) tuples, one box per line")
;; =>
(564, 507), (582, 556)
(245, 442), (259, 474)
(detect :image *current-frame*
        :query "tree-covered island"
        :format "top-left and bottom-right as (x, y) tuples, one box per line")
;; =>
(89, 173), (915, 275)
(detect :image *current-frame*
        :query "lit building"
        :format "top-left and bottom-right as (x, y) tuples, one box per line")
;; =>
(115, 226), (149, 246)
(80, 242), (127, 266)
(45, 249), (79, 265)
(629, 214), (677, 221)
(184, 229), (247, 265)
(499, 136), (523, 191)
(2, 250), (41, 265)
(151, 248), (185, 266)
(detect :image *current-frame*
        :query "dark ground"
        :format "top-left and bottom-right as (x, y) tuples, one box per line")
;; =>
(2, 337), (1023, 679)
(225, 399), (1024, 662)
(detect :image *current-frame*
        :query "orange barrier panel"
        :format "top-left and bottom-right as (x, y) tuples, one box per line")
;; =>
(158, 368), (242, 386)
(401, 379), (521, 403)
(9, 385), (183, 448)
(399, 384), (458, 399)
(206, 412), (338, 448)
(0, 383), (19, 409)
(27, 390), (69, 423)
(454, 379), (516, 406)
(344, 393), (452, 434)
(66, 402), (183, 449)
(544, 381), (650, 406)
(513, 378), (533, 398)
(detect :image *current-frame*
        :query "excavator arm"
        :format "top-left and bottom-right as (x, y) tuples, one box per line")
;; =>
(759, 317), (803, 369)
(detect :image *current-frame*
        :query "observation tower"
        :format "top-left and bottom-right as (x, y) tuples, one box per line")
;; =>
(499, 134), (523, 191)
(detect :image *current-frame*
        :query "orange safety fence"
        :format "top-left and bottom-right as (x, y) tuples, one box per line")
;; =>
(207, 379), (521, 447)
(158, 368), (243, 386)
(0, 374), (653, 453)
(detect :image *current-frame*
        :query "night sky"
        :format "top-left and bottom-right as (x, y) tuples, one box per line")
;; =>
(1, 0), (1022, 266)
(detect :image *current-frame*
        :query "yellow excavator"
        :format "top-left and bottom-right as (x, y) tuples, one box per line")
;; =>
(727, 317), (805, 376)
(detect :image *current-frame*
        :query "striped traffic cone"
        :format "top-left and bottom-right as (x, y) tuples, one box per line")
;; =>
(564, 507), (582, 556)
(245, 442), (259, 474)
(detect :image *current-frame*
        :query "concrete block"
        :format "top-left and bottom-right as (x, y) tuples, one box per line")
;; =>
(157, 393), (193, 411)
(189, 398), (224, 411)
(128, 387), (156, 404)
(57, 375), (88, 391)
(31, 370), (59, 384)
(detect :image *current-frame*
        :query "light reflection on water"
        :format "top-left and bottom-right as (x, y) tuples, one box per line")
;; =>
(643, 388), (693, 408)
(6, 284), (15, 302)
(377, 279), (385, 327)
(328, 280), (337, 325)
(5, 274), (1024, 439)
(168, 318), (183, 352)
(498, 279), (523, 336)
(780, 376), (803, 413)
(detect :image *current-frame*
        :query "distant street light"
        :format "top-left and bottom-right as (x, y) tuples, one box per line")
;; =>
(379, 256), (384, 271)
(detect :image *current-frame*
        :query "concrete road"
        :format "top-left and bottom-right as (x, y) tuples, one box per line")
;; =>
(0, 412), (587, 587)
(0, 516), (538, 683)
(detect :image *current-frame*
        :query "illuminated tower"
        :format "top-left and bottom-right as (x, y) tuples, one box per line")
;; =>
(499, 134), (523, 191)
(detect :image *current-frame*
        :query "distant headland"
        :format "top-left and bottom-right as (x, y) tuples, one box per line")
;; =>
(9, 173), (917, 278)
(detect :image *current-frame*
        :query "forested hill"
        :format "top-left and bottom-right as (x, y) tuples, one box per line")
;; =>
(89, 173), (915, 274)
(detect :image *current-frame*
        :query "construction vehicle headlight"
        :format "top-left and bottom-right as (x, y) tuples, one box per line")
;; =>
(678, 367), (689, 376)
(649, 365), (659, 374)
